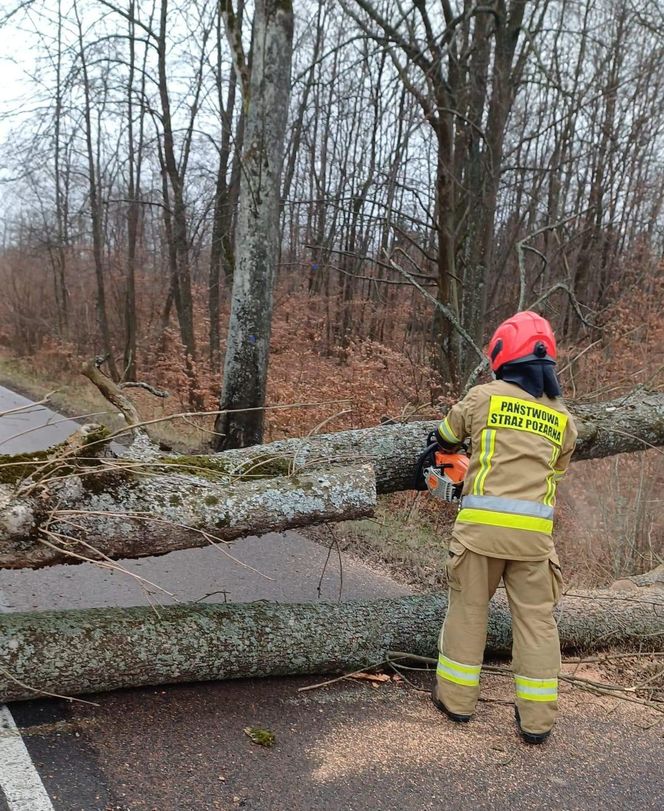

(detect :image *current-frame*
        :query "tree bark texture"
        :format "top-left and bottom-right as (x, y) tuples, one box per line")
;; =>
(611, 564), (664, 591)
(215, 0), (294, 449)
(458, 0), (529, 380)
(1, 590), (661, 702)
(0, 464), (375, 570)
(213, 390), (664, 495)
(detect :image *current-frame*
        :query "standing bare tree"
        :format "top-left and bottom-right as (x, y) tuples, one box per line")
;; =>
(122, 0), (145, 381)
(74, 0), (119, 380)
(341, 0), (543, 383)
(51, 0), (70, 338)
(214, 0), (294, 449)
(208, 0), (245, 366)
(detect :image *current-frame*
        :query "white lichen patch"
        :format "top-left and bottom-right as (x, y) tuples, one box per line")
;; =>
(0, 495), (36, 540)
(35, 463), (377, 563)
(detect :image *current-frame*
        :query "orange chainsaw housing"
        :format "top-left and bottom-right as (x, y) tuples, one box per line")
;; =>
(432, 451), (469, 484)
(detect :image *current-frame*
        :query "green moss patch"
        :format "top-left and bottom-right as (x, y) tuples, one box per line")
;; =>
(0, 450), (54, 484)
(156, 453), (291, 481)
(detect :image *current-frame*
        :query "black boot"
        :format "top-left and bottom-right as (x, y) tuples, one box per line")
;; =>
(431, 688), (472, 723)
(515, 707), (551, 744)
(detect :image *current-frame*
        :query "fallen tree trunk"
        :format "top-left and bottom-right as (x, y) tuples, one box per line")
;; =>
(1, 390), (663, 568)
(0, 464), (375, 569)
(611, 564), (664, 591)
(1, 590), (662, 702)
(213, 390), (664, 494)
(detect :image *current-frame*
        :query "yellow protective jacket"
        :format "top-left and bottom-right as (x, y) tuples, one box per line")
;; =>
(438, 379), (577, 561)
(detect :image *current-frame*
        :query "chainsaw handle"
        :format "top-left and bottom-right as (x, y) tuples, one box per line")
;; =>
(413, 441), (438, 490)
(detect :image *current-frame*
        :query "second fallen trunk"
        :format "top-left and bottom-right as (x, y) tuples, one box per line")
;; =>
(1, 590), (661, 702)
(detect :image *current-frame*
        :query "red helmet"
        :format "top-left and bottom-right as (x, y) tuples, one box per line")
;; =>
(487, 311), (557, 372)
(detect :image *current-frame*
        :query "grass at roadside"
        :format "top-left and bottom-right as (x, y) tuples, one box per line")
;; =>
(0, 353), (123, 427)
(309, 463), (664, 591)
(306, 493), (457, 591)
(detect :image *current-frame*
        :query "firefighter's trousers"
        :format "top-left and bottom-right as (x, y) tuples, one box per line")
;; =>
(434, 541), (563, 735)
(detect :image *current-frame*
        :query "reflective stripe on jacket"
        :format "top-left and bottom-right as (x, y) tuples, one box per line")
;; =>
(439, 379), (577, 561)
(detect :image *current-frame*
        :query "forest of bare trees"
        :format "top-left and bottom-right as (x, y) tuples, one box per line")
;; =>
(0, 0), (662, 419)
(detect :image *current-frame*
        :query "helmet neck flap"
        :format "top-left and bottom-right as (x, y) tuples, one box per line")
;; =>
(496, 359), (562, 399)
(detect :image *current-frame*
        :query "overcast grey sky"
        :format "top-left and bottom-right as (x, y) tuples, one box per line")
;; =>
(0, 17), (30, 139)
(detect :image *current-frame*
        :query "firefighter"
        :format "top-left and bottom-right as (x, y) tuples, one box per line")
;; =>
(431, 311), (577, 744)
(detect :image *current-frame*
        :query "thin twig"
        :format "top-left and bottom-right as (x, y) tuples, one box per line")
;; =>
(297, 660), (388, 693)
(385, 660), (428, 692)
(558, 340), (602, 376)
(527, 282), (596, 329)
(95, 400), (353, 449)
(0, 391), (57, 418)
(39, 529), (179, 603)
(118, 381), (169, 398)
(382, 251), (484, 362)
(0, 411), (112, 449)
(562, 652), (664, 664)
(50, 521), (180, 602)
(51, 509), (275, 580)
(0, 665), (100, 707)
(192, 590), (229, 604)
(515, 212), (584, 311)
(386, 652), (664, 712)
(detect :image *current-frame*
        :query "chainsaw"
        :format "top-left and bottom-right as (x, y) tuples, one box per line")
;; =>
(414, 433), (469, 503)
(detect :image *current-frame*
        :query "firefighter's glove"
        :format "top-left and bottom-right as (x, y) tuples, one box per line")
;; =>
(434, 427), (463, 453)
(427, 428), (457, 452)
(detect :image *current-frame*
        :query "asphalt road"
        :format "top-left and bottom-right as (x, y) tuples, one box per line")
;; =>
(1, 384), (663, 811)
(0, 386), (85, 454)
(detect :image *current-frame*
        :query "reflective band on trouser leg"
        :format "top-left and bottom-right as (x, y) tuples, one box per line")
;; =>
(438, 418), (459, 445)
(514, 675), (558, 702)
(437, 654), (481, 687)
(457, 508), (553, 535)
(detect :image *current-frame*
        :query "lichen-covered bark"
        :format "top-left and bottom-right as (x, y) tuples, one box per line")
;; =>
(215, 1), (294, 449)
(611, 563), (664, 590)
(1, 589), (661, 702)
(0, 464), (375, 569)
(212, 390), (664, 494)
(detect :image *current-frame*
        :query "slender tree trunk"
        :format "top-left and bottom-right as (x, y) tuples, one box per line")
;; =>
(458, 0), (529, 381)
(75, 0), (118, 381)
(214, 0), (294, 449)
(208, 0), (242, 365)
(433, 114), (459, 384)
(156, 0), (198, 371)
(53, 0), (69, 336)
(123, 0), (141, 381)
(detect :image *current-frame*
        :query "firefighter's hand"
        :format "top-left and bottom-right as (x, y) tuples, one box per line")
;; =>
(434, 429), (462, 453)
(428, 429), (456, 451)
